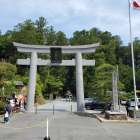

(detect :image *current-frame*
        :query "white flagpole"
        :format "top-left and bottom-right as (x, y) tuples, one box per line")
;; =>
(128, 0), (138, 111)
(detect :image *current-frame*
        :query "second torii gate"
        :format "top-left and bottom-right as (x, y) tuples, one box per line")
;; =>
(13, 42), (99, 112)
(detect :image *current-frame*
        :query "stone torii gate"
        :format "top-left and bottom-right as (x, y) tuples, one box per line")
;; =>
(13, 42), (99, 112)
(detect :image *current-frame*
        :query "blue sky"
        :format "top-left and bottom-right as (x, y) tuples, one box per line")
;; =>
(0, 0), (140, 45)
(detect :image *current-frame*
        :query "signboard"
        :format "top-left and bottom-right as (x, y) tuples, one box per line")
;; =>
(50, 48), (62, 63)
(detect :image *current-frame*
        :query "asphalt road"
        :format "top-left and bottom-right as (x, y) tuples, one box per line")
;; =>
(0, 100), (140, 140)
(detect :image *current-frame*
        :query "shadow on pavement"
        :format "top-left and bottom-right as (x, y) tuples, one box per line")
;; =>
(74, 112), (97, 118)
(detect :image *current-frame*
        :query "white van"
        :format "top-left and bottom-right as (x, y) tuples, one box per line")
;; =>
(129, 98), (140, 107)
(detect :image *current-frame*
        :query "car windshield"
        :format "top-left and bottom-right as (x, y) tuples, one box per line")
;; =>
(84, 98), (93, 102)
(130, 98), (140, 102)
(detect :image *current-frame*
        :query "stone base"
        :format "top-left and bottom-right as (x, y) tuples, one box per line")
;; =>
(129, 109), (140, 118)
(105, 111), (127, 120)
(135, 110), (140, 118)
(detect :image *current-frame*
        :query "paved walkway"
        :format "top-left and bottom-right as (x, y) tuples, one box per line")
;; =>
(0, 100), (140, 140)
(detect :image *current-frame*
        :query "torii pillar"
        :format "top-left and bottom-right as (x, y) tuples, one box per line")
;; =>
(76, 52), (84, 112)
(13, 42), (99, 112)
(27, 52), (38, 112)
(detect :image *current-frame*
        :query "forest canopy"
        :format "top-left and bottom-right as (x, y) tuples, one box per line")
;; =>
(0, 17), (140, 101)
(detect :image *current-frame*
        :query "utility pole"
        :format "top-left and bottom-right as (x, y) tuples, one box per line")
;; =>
(128, 0), (138, 110)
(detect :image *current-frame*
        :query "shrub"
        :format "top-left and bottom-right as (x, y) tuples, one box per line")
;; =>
(35, 95), (46, 105)
(0, 101), (5, 115)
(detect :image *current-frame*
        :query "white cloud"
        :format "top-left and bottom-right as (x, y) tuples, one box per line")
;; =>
(0, 0), (140, 44)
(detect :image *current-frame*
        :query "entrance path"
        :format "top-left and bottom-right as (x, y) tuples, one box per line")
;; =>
(37, 99), (77, 112)
(0, 100), (140, 140)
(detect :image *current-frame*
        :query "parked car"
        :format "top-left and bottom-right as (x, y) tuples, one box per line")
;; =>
(127, 98), (140, 108)
(120, 100), (127, 106)
(85, 99), (110, 110)
(84, 98), (93, 103)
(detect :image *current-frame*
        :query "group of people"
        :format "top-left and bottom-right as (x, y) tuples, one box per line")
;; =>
(4, 93), (27, 123)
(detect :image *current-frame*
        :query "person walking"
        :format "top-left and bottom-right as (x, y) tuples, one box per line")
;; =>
(125, 100), (130, 116)
(4, 110), (9, 123)
(4, 100), (12, 123)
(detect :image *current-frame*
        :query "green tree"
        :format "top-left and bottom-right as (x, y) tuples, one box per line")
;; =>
(55, 31), (68, 45)
(12, 20), (40, 44)
(0, 62), (17, 96)
(0, 62), (17, 85)
(35, 17), (48, 44)
(0, 33), (16, 63)
(70, 30), (90, 45)
(46, 26), (56, 45)
(133, 37), (140, 69)
(93, 64), (115, 102)
(118, 64), (133, 92)
(35, 17), (47, 35)
(43, 74), (63, 98)
(99, 31), (112, 45)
